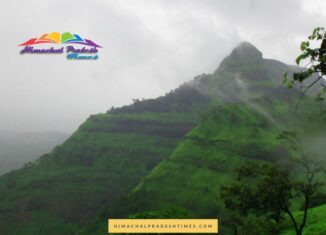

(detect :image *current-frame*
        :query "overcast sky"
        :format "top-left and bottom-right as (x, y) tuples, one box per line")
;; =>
(0, 0), (325, 133)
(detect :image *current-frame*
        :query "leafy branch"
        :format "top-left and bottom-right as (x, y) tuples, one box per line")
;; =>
(284, 27), (326, 109)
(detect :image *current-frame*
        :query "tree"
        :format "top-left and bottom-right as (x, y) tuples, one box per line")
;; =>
(220, 132), (325, 235)
(220, 163), (290, 235)
(284, 27), (326, 106)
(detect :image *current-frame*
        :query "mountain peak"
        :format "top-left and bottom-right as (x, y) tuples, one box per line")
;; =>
(230, 41), (263, 60)
(217, 42), (263, 72)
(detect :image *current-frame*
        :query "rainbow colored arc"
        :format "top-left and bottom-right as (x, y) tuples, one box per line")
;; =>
(19, 32), (101, 47)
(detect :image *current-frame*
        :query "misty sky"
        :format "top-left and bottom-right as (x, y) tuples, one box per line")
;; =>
(0, 0), (325, 133)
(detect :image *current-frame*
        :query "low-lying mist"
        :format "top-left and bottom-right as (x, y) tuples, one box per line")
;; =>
(0, 130), (69, 175)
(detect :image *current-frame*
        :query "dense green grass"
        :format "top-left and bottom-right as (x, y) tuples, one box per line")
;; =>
(80, 98), (326, 235)
(129, 104), (282, 214)
(282, 204), (326, 235)
(79, 103), (288, 235)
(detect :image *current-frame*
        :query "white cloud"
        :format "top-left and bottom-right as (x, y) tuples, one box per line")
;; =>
(0, 0), (325, 132)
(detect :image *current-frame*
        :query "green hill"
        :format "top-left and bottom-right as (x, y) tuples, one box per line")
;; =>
(79, 43), (326, 235)
(0, 42), (325, 235)
(129, 104), (281, 216)
(0, 85), (212, 235)
(78, 102), (285, 234)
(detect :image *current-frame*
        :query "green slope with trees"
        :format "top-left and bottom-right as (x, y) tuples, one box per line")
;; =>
(79, 43), (326, 235)
(0, 41), (325, 235)
(0, 85), (212, 235)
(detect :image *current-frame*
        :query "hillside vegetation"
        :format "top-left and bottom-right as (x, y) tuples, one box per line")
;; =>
(0, 85), (211, 235)
(0, 42), (325, 235)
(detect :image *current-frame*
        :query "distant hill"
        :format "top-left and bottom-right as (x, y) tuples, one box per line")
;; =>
(0, 130), (68, 175)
